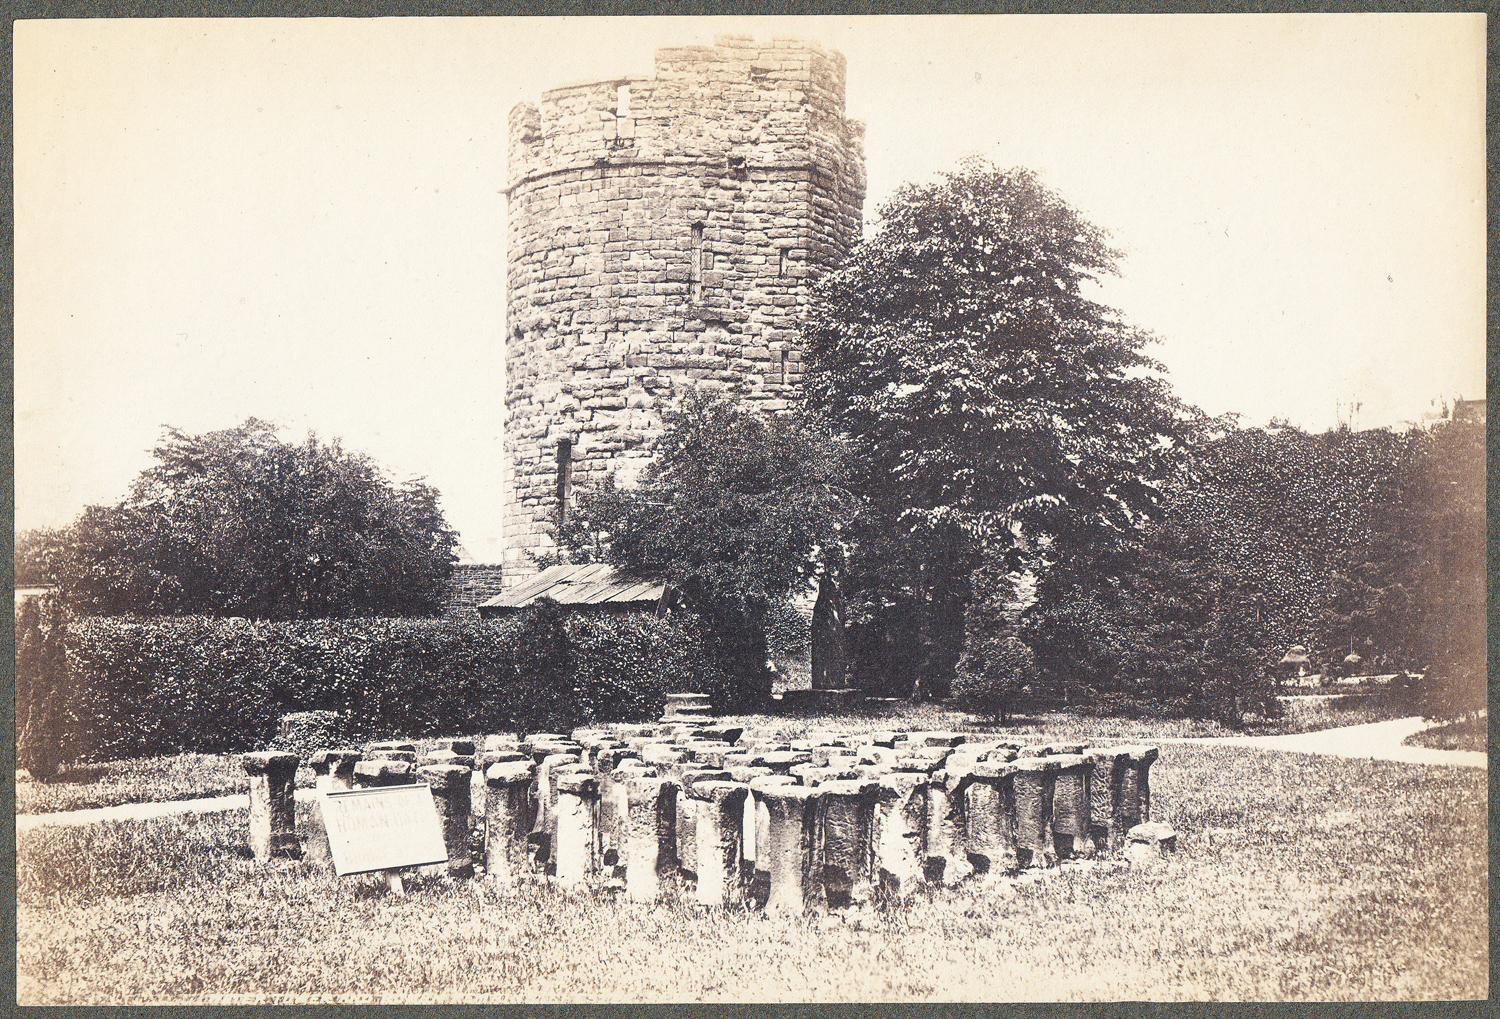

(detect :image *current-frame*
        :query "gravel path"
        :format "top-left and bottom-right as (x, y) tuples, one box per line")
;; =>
(16, 716), (1483, 831)
(15, 787), (323, 832)
(1153, 715), (1486, 768)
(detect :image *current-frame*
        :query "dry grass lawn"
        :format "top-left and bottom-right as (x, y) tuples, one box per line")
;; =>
(16, 742), (1486, 1003)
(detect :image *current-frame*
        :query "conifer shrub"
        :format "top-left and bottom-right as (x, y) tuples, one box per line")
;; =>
(953, 634), (1037, 724)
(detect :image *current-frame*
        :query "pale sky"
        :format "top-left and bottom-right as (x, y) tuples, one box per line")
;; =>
(15, 14), (1486, 563)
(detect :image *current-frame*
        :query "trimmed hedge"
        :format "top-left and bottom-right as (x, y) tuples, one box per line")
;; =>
(20, 604), (728, 767)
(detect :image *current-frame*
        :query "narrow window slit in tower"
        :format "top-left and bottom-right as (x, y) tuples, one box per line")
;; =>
(777, 348), (788, 386)
(691, 222), (705, 304)
(616, 85), (630, 118)
(779, 248), (789, 277)
(556, 439), (574, 526)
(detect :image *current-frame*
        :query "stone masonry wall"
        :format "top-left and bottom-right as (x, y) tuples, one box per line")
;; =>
(442, 564), (508, 619)
(502, 34), (867, 582)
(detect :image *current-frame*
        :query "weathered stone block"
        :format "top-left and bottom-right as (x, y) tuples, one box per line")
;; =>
(352, 758), (414, 788)
(1050, 754), (1093, 859)
(964, 763), (1018, 878)
(533, 752), (581, 873)
(309, 749), (360, 794)
(1085, 746), (1131, 851)
(553, 768), (600, 885)
(1012, 757), (1062, 869)
(1125, 820), (1178, 868)
(243, 751), (300, 860)
(874, 772), (928, 895)
(420, 749), (476, 770)
(623, 775), (678, 901)
(757, 785), (824, 916)
(692, 781), (750, 907)
(925, 775), (973, 886)
(817, 779), (878, 907)
(419, 763), (474, 878)
(365, 741), (417, 755)
(485, 760), (538, 884)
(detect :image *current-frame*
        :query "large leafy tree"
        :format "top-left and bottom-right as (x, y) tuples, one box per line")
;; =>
(1363, 419), (1486, 720)
(804, 159), (1214, 699)
(15, 527), (62, 586)
(1023, 418), (1484, 725)
(44, 418), (458, 619)
(558, 392), (854, 706)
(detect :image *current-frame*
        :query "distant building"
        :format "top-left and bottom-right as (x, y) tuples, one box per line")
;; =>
(1452, 398), (1485, 425)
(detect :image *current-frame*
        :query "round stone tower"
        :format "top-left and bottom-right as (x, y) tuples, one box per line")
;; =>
(501, 34), (866, 581)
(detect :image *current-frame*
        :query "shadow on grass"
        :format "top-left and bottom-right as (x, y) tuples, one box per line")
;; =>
(1402, 716), (1486, 753)
(28, 763), (112, 786)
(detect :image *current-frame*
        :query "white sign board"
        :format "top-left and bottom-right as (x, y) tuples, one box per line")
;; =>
(321, 784), (449, 876)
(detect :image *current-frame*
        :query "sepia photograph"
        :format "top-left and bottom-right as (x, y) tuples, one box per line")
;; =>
(13, 12), (1487, 1003)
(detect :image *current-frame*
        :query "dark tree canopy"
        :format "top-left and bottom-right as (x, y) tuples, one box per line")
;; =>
(803, 159), (1215, 699)
(14, 528), (58, 587)
(805, 160), (1213, 560)
(564, 392), (853, 600)
(558, 391), (854, 706)
(43, 418), (458, 619)
(1021, 418), (1486, 724)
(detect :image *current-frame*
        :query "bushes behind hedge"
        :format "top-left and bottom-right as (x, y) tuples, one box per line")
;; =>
(24, 603), (727, 767)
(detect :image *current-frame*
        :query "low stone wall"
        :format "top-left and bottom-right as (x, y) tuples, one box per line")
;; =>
(249, 722), (1167, 912)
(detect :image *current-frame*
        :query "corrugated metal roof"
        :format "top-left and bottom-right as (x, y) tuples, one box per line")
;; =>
(478, 562), (665, 611)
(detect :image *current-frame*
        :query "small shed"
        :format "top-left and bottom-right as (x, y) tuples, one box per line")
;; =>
(477, 562), (666, 619)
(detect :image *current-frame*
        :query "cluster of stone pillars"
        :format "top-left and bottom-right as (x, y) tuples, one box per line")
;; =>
(244, 724), (1161, 913)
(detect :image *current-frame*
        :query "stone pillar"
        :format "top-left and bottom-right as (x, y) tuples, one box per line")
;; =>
(595, 747), (640, 867)
(817, 779), (878, 907)
(873, 772), (928, 895)
(741, 777), (760, 885)
(925, 775), (973, 886)
(964, 761), (1018, 878)
(810, 572), (847, 690)
(1050, 754), (1093, 860)
(1085, 747), (1131, 852)
(352, 759), (415, 789)
(553, 769), (599, 886)
(309, 749), (360, 794)
(675, 768), (731, 880)
(623, 775), (678, 901)
(676, 786), (698, 879)
(1012, 757), (1061, 869)
(748, 776), (798, 904)
(757, 785), (824, 917)
(534, 752), (581, 874)
(1123, 746), (1159, 826)
(485, 760), (537, 884)
(243, 752), (301, 860)
(691, 781), (750, 907)
(418, 764), (474, 878)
